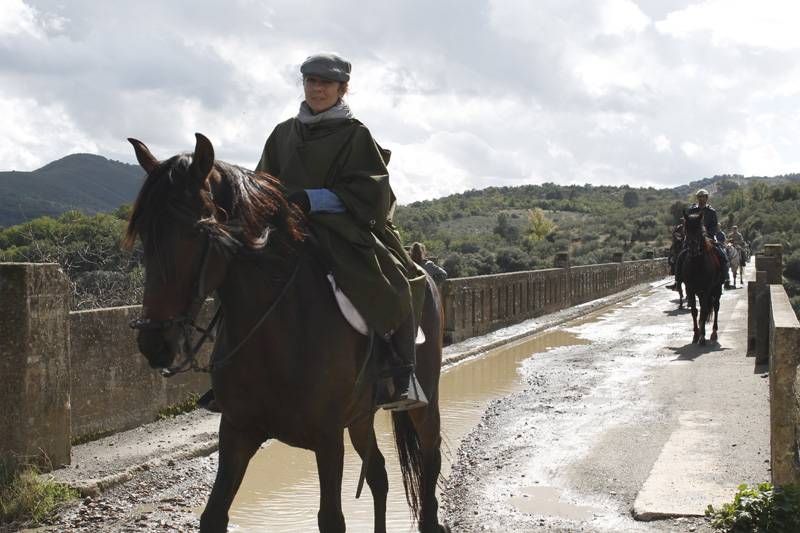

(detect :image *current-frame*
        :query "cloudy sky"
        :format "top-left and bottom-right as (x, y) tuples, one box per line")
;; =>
(2, 0), (799, 202)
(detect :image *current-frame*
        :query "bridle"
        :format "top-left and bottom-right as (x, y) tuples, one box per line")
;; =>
(129, 224), (223, 376)
(684, 219), (710, 259)
(129, 204), (300, 377)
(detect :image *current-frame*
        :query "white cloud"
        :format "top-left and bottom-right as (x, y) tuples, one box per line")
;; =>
(0, 0), (798, 203)
(656, 0), (800, 50)
(599, 0), (650, 36)
(0, 93), (97, 169)
(681, 142), (701, 158)
(654, 135), (671, 153)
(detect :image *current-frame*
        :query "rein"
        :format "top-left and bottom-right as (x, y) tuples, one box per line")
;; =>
(130, 202), (300, 376)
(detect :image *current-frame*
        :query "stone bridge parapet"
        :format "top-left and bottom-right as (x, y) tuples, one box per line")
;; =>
(1, 255), (668, 470)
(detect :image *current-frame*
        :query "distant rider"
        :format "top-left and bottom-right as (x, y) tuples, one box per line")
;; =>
(728, 225), (745, 247)
(728, 225), (747, 263)
(668, 222), (684, 277)
(669, 188), (731, 290)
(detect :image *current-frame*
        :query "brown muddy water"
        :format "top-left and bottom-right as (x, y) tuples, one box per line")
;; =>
(223, 328), (590, 532)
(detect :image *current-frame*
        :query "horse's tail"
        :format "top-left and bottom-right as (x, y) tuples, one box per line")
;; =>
(702, 292), (714, 323)
(392, 410), (423, 521)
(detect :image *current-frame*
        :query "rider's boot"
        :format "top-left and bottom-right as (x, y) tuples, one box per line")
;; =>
(375, 316), (428, 412)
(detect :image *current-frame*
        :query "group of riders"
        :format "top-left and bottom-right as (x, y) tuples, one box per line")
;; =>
(667, 188), (751, 292)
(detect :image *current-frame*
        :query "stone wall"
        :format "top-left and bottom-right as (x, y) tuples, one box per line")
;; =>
(69, 304), (212, 441)
(746, 244), (800, 486)
(441, 258), (669, 344)
(768, 284), (800, 486)
(0, 263), (71, 468)
(1, 256), (667, 469)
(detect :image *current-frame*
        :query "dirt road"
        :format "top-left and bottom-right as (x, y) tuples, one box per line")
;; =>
(442, 278), (768, 532)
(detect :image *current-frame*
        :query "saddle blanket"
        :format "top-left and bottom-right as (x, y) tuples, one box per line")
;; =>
(326, 273), (425, 344)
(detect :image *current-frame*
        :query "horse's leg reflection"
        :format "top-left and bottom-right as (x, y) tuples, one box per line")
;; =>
(315, 437), (346, 533)
(348, 420), (388, 533)
(200, 418), (260, 533)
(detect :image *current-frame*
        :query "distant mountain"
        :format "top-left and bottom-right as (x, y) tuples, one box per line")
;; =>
(0, 154), (144, 227)
(674, 173), (800, 197)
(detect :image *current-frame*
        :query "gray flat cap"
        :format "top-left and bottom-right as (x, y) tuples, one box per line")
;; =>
(300, 53), (351, 82)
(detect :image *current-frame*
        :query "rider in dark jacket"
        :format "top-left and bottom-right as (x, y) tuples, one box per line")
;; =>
(669, 188), (731, 290)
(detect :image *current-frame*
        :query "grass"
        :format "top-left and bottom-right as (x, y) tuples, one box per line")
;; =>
(156, 392), (200, 420)
(71, 428), (115, 446)
(0, 459), (78, 529)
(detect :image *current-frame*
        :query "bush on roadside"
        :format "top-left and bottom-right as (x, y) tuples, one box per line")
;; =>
(0, 459), (78, 528)
(705, 482), (800, 532)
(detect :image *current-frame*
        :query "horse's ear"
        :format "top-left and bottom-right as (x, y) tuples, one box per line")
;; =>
(128, 138), (159, 174)
(190, 133), (215, 184)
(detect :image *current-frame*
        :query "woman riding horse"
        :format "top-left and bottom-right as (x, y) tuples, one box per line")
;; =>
(256, 53), (426, 411)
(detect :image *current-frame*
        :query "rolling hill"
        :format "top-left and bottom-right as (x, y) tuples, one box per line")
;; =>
(0, 154), (143, 227)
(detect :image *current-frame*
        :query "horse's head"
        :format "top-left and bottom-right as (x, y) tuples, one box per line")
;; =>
(124, 134), (305, 373)
(124, 134), (233, 371)
(683, 209), (705, 239)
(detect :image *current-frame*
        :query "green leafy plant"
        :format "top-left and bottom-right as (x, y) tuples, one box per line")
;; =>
(157, 392), (200, 420)
(0, 459), (78, 528)
(706, 482), (800, 532)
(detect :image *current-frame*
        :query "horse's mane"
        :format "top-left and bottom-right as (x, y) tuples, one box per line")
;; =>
(124, 154), (305, 254)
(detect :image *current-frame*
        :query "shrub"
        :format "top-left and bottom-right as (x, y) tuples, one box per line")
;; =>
(0, 460), (78, 528)
(706, 482), (800, 532)
(784, 255), (800, 282)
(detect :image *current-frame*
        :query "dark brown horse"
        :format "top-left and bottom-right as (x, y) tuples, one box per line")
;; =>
(668, 222), (686, 309)
(124, 133), (450, 533)
(681, 211), (722, 344)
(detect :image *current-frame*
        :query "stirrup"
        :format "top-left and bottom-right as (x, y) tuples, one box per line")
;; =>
(376, 372), (428, 412)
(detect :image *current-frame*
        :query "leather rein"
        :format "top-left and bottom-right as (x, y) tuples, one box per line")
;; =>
(129, 206), (300, 377)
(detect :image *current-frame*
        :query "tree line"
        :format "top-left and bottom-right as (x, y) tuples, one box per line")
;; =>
(1, 178), (799, 315)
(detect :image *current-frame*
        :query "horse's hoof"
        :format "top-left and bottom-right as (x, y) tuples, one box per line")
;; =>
(699, 338), (707, 346)
(711, 333), (718, 342)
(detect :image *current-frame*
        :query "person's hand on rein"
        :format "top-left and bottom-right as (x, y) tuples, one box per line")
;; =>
(287, 190), (311, 214)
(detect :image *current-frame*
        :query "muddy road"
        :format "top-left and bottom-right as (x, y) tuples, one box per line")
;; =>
(443, 280), (768, 532)
(32, 279), (767, 532)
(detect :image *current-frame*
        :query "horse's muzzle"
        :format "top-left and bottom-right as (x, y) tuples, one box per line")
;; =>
(136, 328), (176, 369)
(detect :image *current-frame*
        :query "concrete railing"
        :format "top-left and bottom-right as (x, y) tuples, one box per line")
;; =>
(747, 244), (800, 486)
(0, 263), (211, 470)
(1, 254), (668, 470)
(441, 256), (669, 343)
(768, 285), (800, 486)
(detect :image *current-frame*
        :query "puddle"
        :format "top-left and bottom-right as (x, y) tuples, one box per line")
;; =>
(510, 485), (597, 521)
(223, 329), (590, 532)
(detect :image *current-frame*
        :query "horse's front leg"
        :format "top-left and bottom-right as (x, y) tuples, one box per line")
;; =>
(698, 295), (709, 345)
(710, 290), (721, 342)
(315, 436), (346, 533)
(689, 294), (700, 343)
(678, 283), (684, 309)
(200, 417), (260, 533)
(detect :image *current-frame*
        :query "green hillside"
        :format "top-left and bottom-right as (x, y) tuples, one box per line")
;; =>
(1, 152), (799, 314)
(0, 154), (143, 227)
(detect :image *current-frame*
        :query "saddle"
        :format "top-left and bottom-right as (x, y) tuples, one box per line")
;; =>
(326, 272), (426, 344)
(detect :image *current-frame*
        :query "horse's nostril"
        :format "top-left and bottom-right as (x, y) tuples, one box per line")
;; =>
(137, 330), (174, 368)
